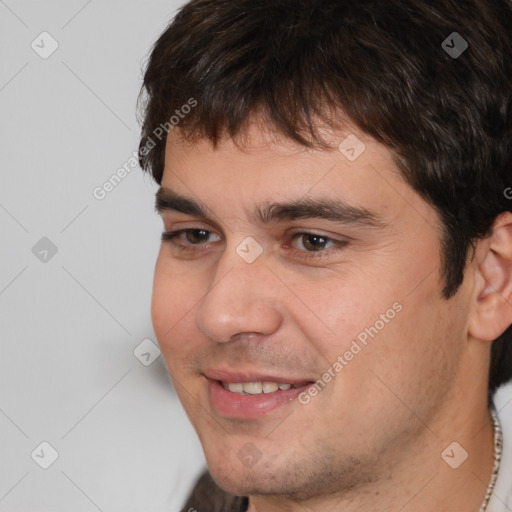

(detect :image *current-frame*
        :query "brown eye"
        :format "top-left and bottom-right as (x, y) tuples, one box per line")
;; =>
(287, 232), (349, 260)
(160, 229), (221, 246)
(185, 229), (211, 244)
(292, 233), (337, 252)
(301, 234), (329, 251)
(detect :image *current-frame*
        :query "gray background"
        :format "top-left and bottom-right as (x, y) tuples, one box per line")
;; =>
(0, 1), (206, 511)
(1, 1), (512, 511)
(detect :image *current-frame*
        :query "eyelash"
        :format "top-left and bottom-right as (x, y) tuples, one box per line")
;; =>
(160, 229), (349, 260)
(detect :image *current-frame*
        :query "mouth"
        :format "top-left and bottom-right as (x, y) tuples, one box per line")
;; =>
(204, 372), (316, 419)
(220, 380), (310, 395)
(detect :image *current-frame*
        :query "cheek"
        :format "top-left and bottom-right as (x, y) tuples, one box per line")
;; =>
(150, 258), (201, 358)
(151, 273), (178, 342)
(293, 259), (452, 411)
(350, 285), (464, 425)
(283, 269), (392, 360)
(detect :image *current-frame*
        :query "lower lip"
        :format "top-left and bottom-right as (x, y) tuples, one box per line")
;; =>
(207, 379), (310, 419)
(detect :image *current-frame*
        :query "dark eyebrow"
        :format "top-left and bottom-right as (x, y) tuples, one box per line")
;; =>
(253, 198), (386, 229)
(155, 187), (211, 218)
(155, 187), (387, 229)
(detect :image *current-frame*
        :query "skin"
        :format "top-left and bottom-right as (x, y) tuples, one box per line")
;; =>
(151, 119), (512, 511)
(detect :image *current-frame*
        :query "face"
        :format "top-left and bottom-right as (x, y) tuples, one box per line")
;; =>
(151, 122), (472, 498)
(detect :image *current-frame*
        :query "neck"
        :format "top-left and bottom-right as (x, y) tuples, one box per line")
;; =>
(247, 401), (495, 512)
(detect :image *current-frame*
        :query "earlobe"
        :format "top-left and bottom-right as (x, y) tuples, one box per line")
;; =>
(469, 212), (512, 342)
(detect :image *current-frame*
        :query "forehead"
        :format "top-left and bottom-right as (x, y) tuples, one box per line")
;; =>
(163, 121), (399, 189)
(159, 121), (438, 237)
(165, 115), (388, 159)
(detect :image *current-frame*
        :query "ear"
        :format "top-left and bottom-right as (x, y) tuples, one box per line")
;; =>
(469, 212), (512, 342)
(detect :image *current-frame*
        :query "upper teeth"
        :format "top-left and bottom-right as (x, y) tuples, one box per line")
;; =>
(224, 381), (293, 395)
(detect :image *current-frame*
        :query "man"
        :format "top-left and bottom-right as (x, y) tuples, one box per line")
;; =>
(137, 0), (512, 510)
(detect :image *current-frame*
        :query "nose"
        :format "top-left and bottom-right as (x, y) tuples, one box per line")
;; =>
(195, 241), (282, 343)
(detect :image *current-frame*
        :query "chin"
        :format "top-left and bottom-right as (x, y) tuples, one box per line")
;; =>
(209, 468), (323, 500)
(205, 451), (316, 499)
(210, 471), (261, 496)
(205, 455), (280, 496)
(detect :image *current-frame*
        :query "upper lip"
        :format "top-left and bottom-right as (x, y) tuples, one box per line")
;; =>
(203, 368), (315, 385)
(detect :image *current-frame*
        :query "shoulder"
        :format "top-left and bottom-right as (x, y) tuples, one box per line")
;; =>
(180, 470), (248, 512)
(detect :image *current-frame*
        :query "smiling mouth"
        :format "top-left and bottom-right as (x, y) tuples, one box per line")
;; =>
(220, 380), (312, 395)
(207, 377), (315, 418)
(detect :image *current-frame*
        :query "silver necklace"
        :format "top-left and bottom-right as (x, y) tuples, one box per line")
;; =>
(479, 407), (503, 512)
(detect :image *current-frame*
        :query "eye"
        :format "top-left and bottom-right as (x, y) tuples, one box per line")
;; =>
(161, 228), (348, 261)
(288, 232), (349, 259)
(291, 233), (339, 252)
(161, 228), (220, 247)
